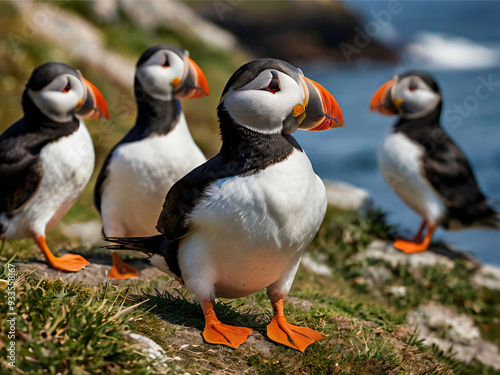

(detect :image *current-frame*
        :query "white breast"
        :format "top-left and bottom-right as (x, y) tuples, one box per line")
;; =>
(377, 131), (447, 225)
(2, 121), (95, 239)
(100, 113), (206, 237)
(178, 150), (327, 301)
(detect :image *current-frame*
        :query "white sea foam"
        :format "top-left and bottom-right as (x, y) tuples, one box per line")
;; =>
(406, 32), (500, 70)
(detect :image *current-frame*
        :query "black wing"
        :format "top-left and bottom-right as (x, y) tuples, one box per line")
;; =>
(423, 135), (497, 227)
(156, 153), (243, 240)
(0, 118), (44, 218)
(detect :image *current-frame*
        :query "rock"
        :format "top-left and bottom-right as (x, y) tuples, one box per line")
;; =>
(357, 240), (455, 270)
(118, 0), (239, 51)
(472, 264), (500, 291)
(59, 220), (103, 246)
(366, 265), (392, 284)
(387, 285), (407, 297)
(191, 1), (398, 64)
(10, 0), (136, 88)
(323, 180), (373, 215)
(126, 332), (181, 364)
(354, 265), (392, 292)
(288, 296), (315, 312)
(408, 302), (500, 369)
(91, 0), (119, 22)
(301, 253), (332, 277)
(18, 257), (167, 286)
(87, 0), (240, 52)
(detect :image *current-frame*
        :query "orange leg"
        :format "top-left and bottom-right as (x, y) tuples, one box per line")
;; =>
(267, 296), (323, 352)
(394, 224), (436, 253)
(35, 234), (89, 272)
(201, 300), (252, 349)
(412, 220), (427, 242)
(108, 252), (140, 279)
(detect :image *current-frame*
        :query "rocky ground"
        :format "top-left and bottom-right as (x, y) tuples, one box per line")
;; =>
(2, 182), (499, 374)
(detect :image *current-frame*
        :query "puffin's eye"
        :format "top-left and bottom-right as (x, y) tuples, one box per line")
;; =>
(408, 80), (418, 92)
(162, 54), (170, 68)
(62, 79), (71, 93)
(267, 71), (280, 94)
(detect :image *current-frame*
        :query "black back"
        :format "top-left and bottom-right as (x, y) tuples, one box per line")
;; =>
(394, 105), (497, 228)
(0, 89), (79, 229)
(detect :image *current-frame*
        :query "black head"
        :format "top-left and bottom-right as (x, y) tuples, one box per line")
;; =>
(26, 62), (80, 91)
(134, 44), (209, 102)
(371, 70), (442, 120)
(218, 58), (344, 135)
(24, 62), (109, 123)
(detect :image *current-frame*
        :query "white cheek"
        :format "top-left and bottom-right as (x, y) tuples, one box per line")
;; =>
(29, 89), (81, 122)
(224, 74), (304, 134)
(224, 89), (292, 134)
(401, 89), (439, 113)
(137, 58), (185, 101)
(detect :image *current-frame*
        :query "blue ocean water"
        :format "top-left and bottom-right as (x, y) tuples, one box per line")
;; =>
(296, 1), (500, 266)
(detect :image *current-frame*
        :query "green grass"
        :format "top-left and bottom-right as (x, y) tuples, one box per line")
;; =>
(303, 207), (500, 349)
(0, 275), (167, 374)
(2, 207), (500, 373)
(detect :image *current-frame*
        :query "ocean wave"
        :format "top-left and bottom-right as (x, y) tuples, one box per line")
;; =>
(406, 32), (500, 70)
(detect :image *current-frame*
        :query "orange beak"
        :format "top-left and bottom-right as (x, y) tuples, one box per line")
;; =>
(175, 57), (209, 99)
(299, 76), (344, 131)
(77, 78), (109, 119)
(370, 77), (398, 115)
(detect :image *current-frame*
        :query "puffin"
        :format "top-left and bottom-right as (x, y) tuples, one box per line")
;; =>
(370, 71), (498, 253)
(0, 62), (109, 271)
(94, 44), (209, 279)
(105, 58), (344, 351)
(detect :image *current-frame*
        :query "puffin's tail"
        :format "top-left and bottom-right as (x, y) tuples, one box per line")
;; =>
(104, 235), (182, 281)
(104, 235), (168, 256)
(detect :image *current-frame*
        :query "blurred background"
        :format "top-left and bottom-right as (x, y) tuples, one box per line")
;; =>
(0, 0), (498, 265)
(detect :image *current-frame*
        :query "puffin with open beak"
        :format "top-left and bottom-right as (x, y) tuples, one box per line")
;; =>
(0, 62), (109, 271)
(105, 58), (344, 351)
(370, 71), (498, 253)
(94, 44), (209, 279)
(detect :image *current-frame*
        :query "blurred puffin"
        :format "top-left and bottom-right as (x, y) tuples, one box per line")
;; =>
(94, 45), (209, 279)
(105, 58), (344, 351)
(0, 62), (109, 271)
(370, 71), (498, 253)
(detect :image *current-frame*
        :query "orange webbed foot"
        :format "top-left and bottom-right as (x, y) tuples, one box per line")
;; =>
(108, 252), (140, 279)
(267, 315), (323, 352)
(267, 298), (322, 352)
(49, 253), (90, 272)
(35, 234), (89, 272)
(203, 321), (252, 349)
(394, 224), (436, 254)
(393, 238), (429, 253)
(201, 300), (251, 349)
